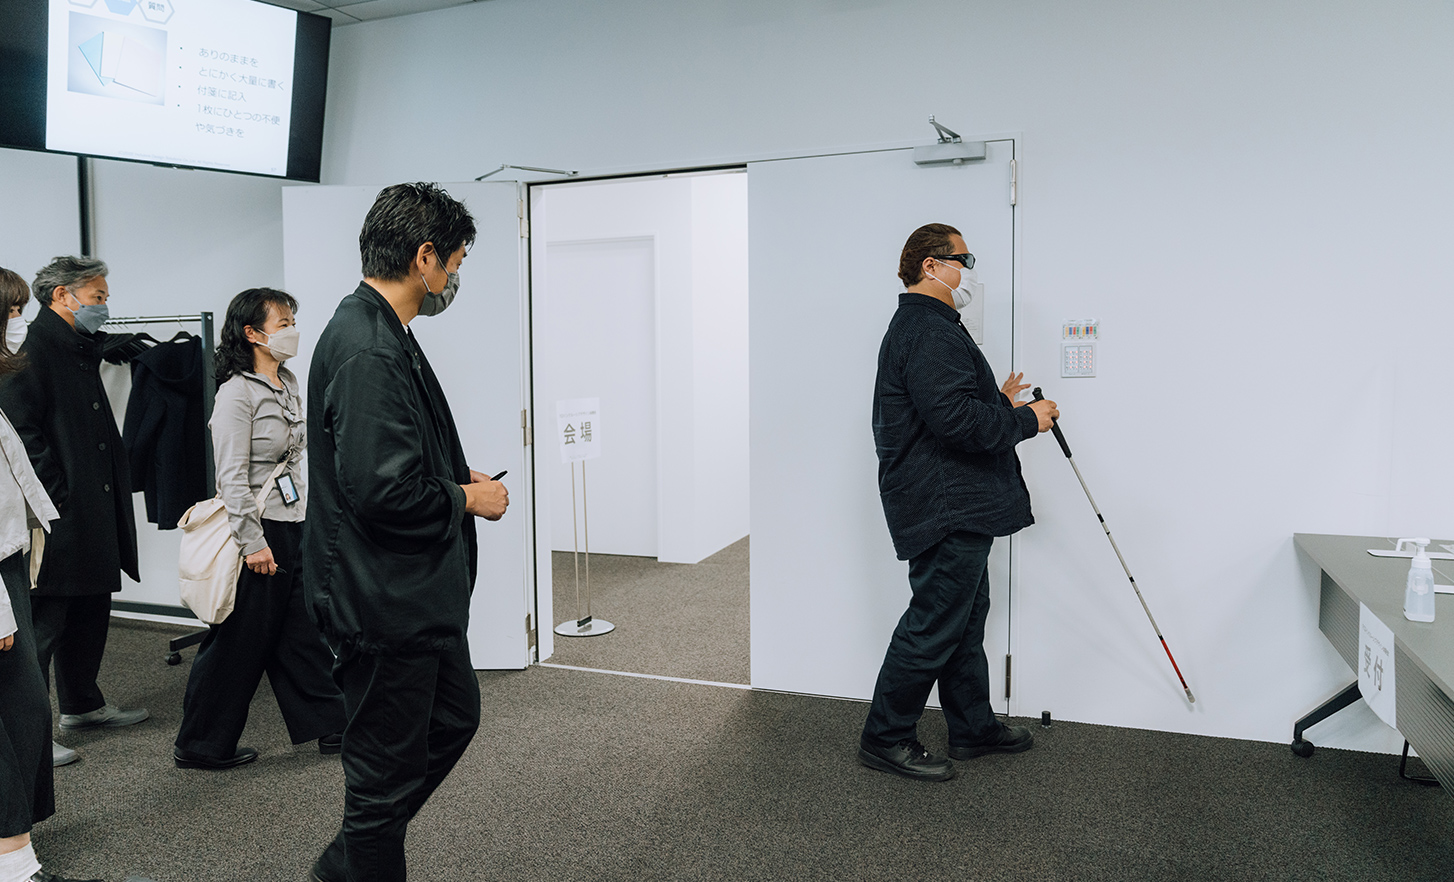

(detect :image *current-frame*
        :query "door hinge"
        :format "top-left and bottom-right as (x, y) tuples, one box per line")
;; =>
(522, 409), (533, 446)
(1004, 653), (1013, 700)
(518, 200), (529, 238)
(1009, 159), (1018, 207)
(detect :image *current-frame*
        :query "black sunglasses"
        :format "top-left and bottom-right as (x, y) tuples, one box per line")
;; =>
(935, 253), (975, 269)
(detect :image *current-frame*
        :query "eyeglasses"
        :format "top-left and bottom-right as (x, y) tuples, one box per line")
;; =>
(935, 253), (975, 269)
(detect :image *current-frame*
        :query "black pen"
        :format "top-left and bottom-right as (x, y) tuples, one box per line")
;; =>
(490, 470), (508, 481)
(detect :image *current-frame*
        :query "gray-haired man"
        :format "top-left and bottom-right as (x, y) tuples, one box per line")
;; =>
(0, 256), (147, 768)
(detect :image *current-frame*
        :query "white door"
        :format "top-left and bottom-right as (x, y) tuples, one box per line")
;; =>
(282, 181), (533, 670)
(747, 140), (1019, 712)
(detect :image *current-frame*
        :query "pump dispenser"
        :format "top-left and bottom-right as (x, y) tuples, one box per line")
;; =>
(1400, 537), (1436, 622)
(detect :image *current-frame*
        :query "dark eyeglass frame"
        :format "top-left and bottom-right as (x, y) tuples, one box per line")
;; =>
(934, 253), (975, 269)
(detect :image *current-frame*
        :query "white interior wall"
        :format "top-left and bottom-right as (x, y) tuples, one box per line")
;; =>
(0, 150), (82, 281)
(543, 236), (659, 557)
(322, 0), (1454, 752)
(687, 174), (750, 562)
(533, 175), (749, 565)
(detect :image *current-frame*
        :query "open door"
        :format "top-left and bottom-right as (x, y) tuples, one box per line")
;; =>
(747, 140), (1018, 712)
(282, 181), (533, 670)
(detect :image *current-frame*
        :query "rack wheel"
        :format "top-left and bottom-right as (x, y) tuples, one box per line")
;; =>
(1291, 740), (1315, 758)
(166, 652), (182, 666)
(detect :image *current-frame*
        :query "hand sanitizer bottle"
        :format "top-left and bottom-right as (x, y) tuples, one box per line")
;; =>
(1402, 537), (1436, 622)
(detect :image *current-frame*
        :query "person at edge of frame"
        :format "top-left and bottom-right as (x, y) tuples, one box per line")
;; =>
(303, 182), (510, 882)
(857, 223), (1059, 782)
(171, 286), (347, 771)
(0, 256), (147, 773)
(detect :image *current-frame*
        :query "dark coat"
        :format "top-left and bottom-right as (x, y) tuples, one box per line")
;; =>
(0, 307), (139, 594)
(122, 335), (209, 529)
(302, 282), (478, 655)
(874, 293), (1038, 561)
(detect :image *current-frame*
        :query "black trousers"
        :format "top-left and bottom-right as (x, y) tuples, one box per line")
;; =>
(315, 646), (480, 882)
(1, 552), (55, 837)
(176, 520), (345, 759)
(861, 531), (1000, 750)
(30, 591), (112, 716)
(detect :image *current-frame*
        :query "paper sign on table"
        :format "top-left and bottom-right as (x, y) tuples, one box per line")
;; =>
(1357, 602), (1397, 729)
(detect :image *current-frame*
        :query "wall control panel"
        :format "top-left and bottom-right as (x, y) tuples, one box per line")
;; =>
(1060, 319), (1098, 378)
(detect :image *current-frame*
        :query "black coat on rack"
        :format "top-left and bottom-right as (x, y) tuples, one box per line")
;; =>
(123, 334), (211, 529)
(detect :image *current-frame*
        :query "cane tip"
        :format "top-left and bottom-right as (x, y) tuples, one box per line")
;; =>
(1185, 688), (1196, 704)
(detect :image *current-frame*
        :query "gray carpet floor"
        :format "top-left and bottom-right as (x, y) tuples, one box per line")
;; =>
(30, 617), (1454, 882)
(547, 536), (749, 684)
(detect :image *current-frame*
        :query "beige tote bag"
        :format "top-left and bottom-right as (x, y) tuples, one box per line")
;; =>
(176, 460), (289, 625)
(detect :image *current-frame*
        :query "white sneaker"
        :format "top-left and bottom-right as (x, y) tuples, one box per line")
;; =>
(51, 741), (79, 767)
(58, 704), (149, 730)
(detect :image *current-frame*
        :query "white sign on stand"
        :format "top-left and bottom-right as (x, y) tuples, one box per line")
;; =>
(1358, 602), (1397, 729)
(556, 397), (601, 464)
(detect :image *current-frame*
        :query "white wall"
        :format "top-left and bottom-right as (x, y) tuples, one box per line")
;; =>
(532, 174), (749, 564)
(321, 0), (1454, 752)
(0, 149), (82, 280)
(0, 150), (292, 611)
(688, 174), (750, 561)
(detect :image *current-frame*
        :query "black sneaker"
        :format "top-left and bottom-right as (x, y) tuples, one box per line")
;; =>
(947, 724), (1034, 760)
(857, 739), (957, 781)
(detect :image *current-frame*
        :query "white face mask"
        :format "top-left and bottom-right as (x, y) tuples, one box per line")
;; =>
(4, 316), (26, 353)
(929, 260), (982, 310)
(257, 325), (300, 362)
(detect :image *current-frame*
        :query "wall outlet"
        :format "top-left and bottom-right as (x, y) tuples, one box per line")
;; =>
(1061, 342), (1096, 378)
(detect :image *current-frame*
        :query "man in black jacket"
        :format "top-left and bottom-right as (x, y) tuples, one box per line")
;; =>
(857, 224), (1058, 782)
(0, 256), (148, 769)
(305, 183), (508, 882)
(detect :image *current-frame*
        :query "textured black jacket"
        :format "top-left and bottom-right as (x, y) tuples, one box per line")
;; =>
(874, 293), (1038, 560)
(302, 283), (478, 654)
(0, 307), (139, 594)
(123, 335), (209, 529)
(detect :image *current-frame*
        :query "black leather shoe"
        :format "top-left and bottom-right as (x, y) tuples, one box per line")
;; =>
(857, 738), (957, 781)
(318, 733), (342, 755)
(173, 746), (259, 770)
(31, 871), (103, 882)
(947, 724), (1034, 760)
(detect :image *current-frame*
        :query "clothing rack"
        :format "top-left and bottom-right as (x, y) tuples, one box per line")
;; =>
(100, 312), (216, 487)
(101, 312), (216, 661)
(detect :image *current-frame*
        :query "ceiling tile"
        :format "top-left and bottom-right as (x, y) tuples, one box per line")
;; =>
(328, 0), (478, 24)
(263, 0), (327, 11)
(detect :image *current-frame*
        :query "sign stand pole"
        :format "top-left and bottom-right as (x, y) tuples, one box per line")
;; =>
(555, 460), (613, 637)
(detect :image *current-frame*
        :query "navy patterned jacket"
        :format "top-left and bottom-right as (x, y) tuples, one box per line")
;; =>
(873, 293), (1038, 560)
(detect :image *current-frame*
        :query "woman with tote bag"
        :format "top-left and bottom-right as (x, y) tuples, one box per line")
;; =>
(172, 287), (345, 770)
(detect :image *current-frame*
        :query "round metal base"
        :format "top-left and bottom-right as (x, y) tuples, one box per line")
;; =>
(554, 618), (615, 637)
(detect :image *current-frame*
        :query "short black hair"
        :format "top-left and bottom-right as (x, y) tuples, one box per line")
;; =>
(359, 183), (477, 282)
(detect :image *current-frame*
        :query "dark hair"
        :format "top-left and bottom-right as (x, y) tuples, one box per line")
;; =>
(0, 266), (29, 375)
(32, 254), (108, 306)
(898, 223), (962, 287)
(215, 287), (299, 388)
(359, 182), (477, 282)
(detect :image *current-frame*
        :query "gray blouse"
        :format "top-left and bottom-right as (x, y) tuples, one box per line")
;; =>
(210, 368), (306, 556)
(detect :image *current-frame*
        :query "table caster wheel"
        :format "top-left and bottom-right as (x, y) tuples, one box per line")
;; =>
(166, 652), (182, 666)
(1291, 739), (1314, 758)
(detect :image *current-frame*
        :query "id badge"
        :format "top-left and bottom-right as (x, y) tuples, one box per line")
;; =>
(275, 473), (300, 506)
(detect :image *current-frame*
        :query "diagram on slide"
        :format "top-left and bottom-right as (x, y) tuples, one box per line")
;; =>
(68, 12), (168, 105)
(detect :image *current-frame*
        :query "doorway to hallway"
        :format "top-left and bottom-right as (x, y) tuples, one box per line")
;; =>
(529, 170), (750, 685)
